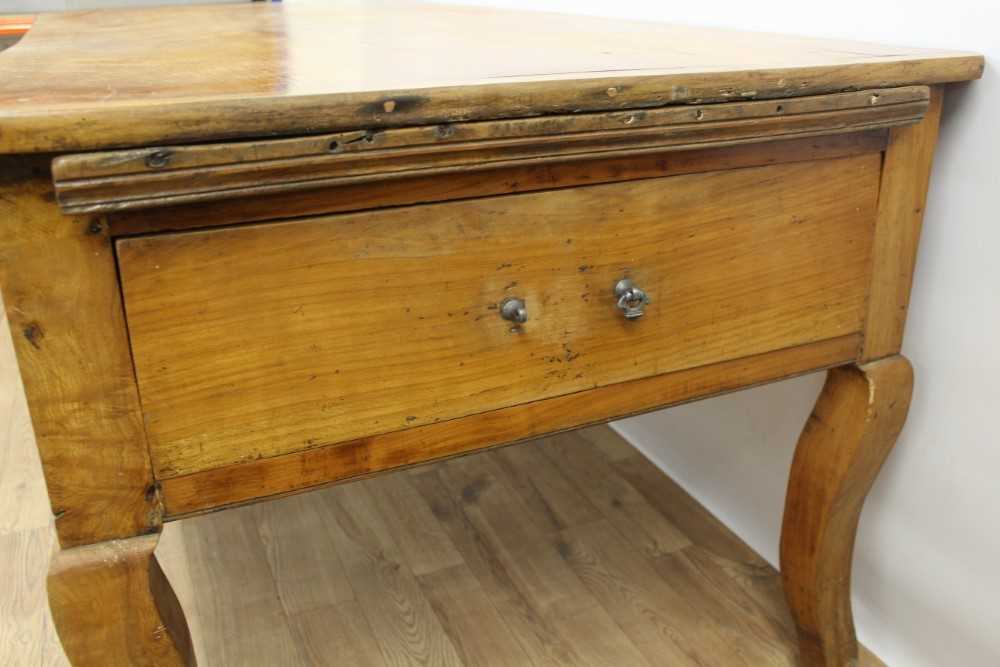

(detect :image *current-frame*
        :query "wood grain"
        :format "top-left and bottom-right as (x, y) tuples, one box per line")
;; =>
(780, 356), (914, 666)
(0, 298), (66, 666)
(862, 87), (944, 361)
(0, 3), (981, 153)
(407, 468), (588, 667)
(255, 493), (354, 614)
(487, 440), (603, 535)
(0, 156), (158, 548)
(1, 331), (891, 667)
(163, 506), (301, 666)
(417, 564), (534, 666)
(541, 433), (691, 558)
(558, 518), (746, 665)
(47, 534), (195, 666)
(0, 529), (66, 666)
(434, 453), (651, 666)
(0, 301), (50, 536)
(318, 483), (464, 666)
(364, 474), (465, 578)
(53, 87), (926, 182)
(287, 600), (385, 667)
(652, 550), (788, 664)
(107, 130), (889, 237)
(119, 156), (878, 478)
(52, 87), (926, 215)
(681, 545), (798, 651)
(159, 334), (861, 517)
(612, 451), (765, 566)
(0, 11), (959, 655)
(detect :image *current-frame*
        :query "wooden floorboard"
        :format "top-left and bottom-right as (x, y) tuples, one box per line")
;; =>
(0, 300), (886, 666)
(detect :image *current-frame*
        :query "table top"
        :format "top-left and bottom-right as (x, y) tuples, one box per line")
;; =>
(0, 2), (982, 153)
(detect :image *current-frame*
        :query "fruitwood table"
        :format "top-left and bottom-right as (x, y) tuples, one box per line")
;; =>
(0, 3), (982, 665)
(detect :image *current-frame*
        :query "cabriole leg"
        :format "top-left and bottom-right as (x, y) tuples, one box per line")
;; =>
(47, 533), (196, 666)
(780, 356), (913, 666)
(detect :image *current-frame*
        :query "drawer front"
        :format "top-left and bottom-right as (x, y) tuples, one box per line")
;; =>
(118, 154), (878, 478)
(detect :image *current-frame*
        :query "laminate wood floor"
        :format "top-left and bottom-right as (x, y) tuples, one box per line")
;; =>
(0, 301), (884, 666)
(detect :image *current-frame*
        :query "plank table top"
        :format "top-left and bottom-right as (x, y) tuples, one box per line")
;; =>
(0, 2), (982, 153)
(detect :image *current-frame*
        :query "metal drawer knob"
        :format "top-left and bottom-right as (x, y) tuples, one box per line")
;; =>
(614, 279), (649, 319)
(500, 297), (528, 324)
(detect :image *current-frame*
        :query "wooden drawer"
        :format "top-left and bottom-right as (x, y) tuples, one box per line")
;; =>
(117, 154), (879, 479)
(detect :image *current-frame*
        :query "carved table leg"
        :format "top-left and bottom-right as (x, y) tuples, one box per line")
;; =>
(780, 356), (913, 666)
(47, 533), (196, 666)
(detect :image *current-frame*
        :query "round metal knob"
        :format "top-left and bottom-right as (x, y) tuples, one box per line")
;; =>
(500, 297), (528, 324)
(614, 279), (650, 319)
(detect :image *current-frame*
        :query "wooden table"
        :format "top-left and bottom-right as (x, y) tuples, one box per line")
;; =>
(0, 4), (982, 666)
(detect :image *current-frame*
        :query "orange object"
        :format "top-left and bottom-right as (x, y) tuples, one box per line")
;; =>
(0, 16), (34, 37)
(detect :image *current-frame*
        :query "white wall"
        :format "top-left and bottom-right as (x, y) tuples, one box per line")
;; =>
(452, 1), (998, 665)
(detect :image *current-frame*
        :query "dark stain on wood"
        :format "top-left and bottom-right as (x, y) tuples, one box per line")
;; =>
(461, 477), (489, 503)
(144, 149), (173, 169)
(22, 321), (44, 349)
(555, 539), (573, 559)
